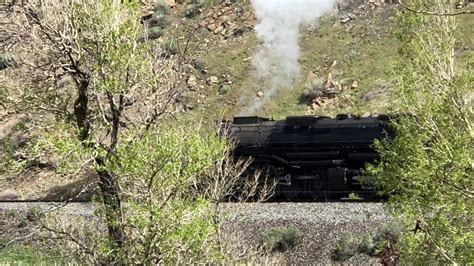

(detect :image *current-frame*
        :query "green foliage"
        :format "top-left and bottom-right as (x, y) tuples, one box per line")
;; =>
(32, 121), (92, 174)
(148, 2), (169, 32)
(262, 226), (303, 252)
(0, 137), (19, 173)
(149, 13), (168, 29)
(0, 244), (61, 264)
(73, 0), (147, 94)
(162, 38), (178, 57)
(96, 125), (228, 264)
(3, 0), (237, 263)
(25, 206), (44, 223)
(148, 26), (163, 40)
(347, 192), (362, 200)
(0, 116), (31, 172)
(0, 54), (13, 70)
(111, 125), (227, 197)
(218, 84), (231, 95)
(333, 233), (363, 261)
(368, 0), (474, 263)
(154, 1), (170, 16)
(0, 86), (8, 103)
(184, 3), (201, 18)
(14, 116), (30, 131)
(333, 222), (403, 261)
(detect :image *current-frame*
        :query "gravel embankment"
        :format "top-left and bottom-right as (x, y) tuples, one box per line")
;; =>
(1, 202), (391, 263)
(219, 202), (392, 264)
(0, 202), (96, 216)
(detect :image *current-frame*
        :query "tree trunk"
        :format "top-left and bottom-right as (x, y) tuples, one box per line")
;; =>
(95, 157), (125, 251)
(74, 79), (90, 142)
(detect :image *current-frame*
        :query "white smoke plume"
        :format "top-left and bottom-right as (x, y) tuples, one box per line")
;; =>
(241, 0), (336, 115)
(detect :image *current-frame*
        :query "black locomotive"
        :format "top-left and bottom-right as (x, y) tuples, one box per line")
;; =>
(227, 114), (394, 200)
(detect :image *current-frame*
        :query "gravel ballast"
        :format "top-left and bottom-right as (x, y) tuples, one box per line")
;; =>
(1, 202), (392, 263)
(219, 202), (392, 264)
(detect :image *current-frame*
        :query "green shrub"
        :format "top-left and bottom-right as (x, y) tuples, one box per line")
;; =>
(333, 233), (361, 261)
(0, 54), (13, 70)
(262, 226), (302, 252)
(184, 4), (200, 18)
(0, 244), (59, 264)
(368, 1), (473, 262)
(333, 222), (404, 262)
(145, 2), (169, 34)
(14, 116), (31, 132)
(153, 2), (170, 16)
(25, 207), (43, 223)
(218, 84), (231, 95)
(161, 38), (178, 57)
(149, 13), (168, 29)
(374, 222), (404, 245)
(0, 86), (8, 102)
(147, 26), (163, 40)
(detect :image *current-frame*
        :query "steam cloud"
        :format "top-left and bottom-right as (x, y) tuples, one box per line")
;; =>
(242, 0), (336, 115)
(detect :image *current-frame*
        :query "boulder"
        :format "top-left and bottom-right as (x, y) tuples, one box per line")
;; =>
(187, 75), (197, 88)
(351, 80), (358, 89)
(0, 189), (20, 200)
(207, 76), (219, 85)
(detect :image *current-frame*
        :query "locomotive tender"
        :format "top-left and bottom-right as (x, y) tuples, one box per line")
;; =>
(227, 114), (394, 200)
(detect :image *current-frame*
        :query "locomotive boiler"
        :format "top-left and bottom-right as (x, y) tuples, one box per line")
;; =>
(227, 114), (394, 200)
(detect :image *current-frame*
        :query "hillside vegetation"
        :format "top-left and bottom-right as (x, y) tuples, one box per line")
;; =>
(0, 0), (473, 264)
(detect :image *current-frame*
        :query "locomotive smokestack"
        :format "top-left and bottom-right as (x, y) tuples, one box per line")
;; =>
(241, 0), (336, 115)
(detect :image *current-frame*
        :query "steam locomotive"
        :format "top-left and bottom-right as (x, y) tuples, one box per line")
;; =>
(227, 114), (394, 200)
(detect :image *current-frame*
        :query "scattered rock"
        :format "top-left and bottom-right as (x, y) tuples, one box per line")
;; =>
(207, 23), (217, 31)
(340, 15), (352, 24)
(199, 2), (255, 38)
(0, 189), (20, 200)
(192, 59), (207, 74)
(164, 0), (177, 7)
(206, 76), (219, 85)
(187, 75), (197, 88)
(256, 90), (264, 98)
(351, 80), (358, 89)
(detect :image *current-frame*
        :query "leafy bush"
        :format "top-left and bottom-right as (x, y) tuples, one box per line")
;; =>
(25, 207), (44, 223)
(0, 86), (8, 102)
(151, 2), (169, 27)
(0, 54), (13, 70)
(262, 226), (302, 252)
(0, 137), (20, 173)
(0, 244), (61, 264)
(184, 4), (200, 18)
(161, 38), (178, 57)
(153, 2), (170, 16)
(368, 0), (473, 263)
(149, 13), (168, 29)
(333, 222), (404, 262)
(147, 26), (163, 40)
(374, 222), (404, 245)
(142, 2), (169, 41)
(218, 84), (231, 95)
(333, 233), (361, 261)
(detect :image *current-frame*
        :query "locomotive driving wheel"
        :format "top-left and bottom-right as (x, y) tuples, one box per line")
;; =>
(278, 181), (304, 200)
